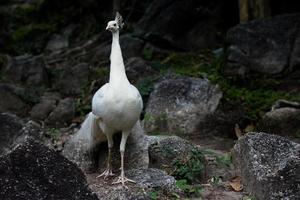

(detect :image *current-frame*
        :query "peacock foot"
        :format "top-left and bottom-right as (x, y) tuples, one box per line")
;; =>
(96, 168), (115, 180)
(112, 174), (135, 187)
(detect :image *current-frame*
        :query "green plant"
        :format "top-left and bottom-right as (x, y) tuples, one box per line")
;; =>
(215, 153), (232, 168)
(149, 191), (158, 200)
(47, 128), (60, 141)
(173, 149), (205, 183)
(176, 179), (202, 197)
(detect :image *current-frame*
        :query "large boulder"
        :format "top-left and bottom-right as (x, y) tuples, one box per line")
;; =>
(144, 75), (222, 139)
(0, 113), (41, 154)
(0, 136), (98, 200)
(30, 92), (61, 121)
(148, 135), (205, 182)
(226, 14), (300, 76)
(233, 132), (300, 200)
(258, 104), (300, 139)
(87, 168), (179, 200)
(46, 97), (75, 126)
(63, 120), (149, 172)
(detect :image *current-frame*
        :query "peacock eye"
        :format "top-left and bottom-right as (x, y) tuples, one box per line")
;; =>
(114, 24), (117, 26)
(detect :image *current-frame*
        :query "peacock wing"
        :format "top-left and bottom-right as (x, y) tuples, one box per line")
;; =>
(92, 83), (109, 117)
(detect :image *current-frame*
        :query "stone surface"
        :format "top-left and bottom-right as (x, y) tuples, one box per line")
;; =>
(63, 120), (149, 172)
(4, 54), (48, 85)
(144, 75), (222, 138)
(258, 107), (300, 138)
(46, 97), (75, 126)
(87, 168), (179, 200)
(233, 132), (300, 200)
(30, 92), (61, 121)
(226, 14), (300, 76)
(54, 62), (90, 95)
(0, 113), (24, 154)
(0, 136), (98, 200)
(148, 136), (204, 178)
(125, 57), (158, 85)
(0, 83), (29, 116)
(0, 113), (42, 155)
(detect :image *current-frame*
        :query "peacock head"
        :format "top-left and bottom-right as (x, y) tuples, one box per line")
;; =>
(106, 12), (124, 32)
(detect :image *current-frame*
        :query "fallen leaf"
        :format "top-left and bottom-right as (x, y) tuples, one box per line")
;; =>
(229, 176), (243, 191)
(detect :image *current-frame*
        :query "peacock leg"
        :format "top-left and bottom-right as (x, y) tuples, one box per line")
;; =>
(97, 134), (114, 179)
(112, 131), (135, 187)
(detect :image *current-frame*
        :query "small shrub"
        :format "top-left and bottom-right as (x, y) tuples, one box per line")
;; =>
(46, 128), (60, 141)
(172, 149), (205, 183)
(149, 191), (158, 200)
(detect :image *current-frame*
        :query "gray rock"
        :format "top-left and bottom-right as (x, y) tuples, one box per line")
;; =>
(125, 57), (158, 85)
(226, 14), (300, 76)
(0, 83), (28, 116)
(258, 107), (300, 138)
(0, 113), (24, 154)
(30, 92), (61, 121)
(233, 132), (300, 200)
(0, 112), (42, 155)
(54, 62), (90, 95)
(63, 121), (149, 172)
(46, 97), (75, 126)
(144, 75), (222, 138)
(148, 136), (200, 169)
(4, 54), (48, 85)
(97, 121), (149, 172)
(46, 34), (69, 52)
(87, 168), (179, 200)
(0, 136), (98, 200)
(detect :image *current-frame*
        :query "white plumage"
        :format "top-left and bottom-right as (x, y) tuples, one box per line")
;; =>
(79, 12), (143, 186)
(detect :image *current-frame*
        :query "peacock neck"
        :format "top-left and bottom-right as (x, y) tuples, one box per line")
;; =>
(109, 31), (129, 86)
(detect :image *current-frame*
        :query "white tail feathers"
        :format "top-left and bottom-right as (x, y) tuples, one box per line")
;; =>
(75, 112), (106, 150)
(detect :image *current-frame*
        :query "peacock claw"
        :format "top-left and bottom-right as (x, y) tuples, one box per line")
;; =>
(96, 168), (115, 180)
(112, 175), (135, 187)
